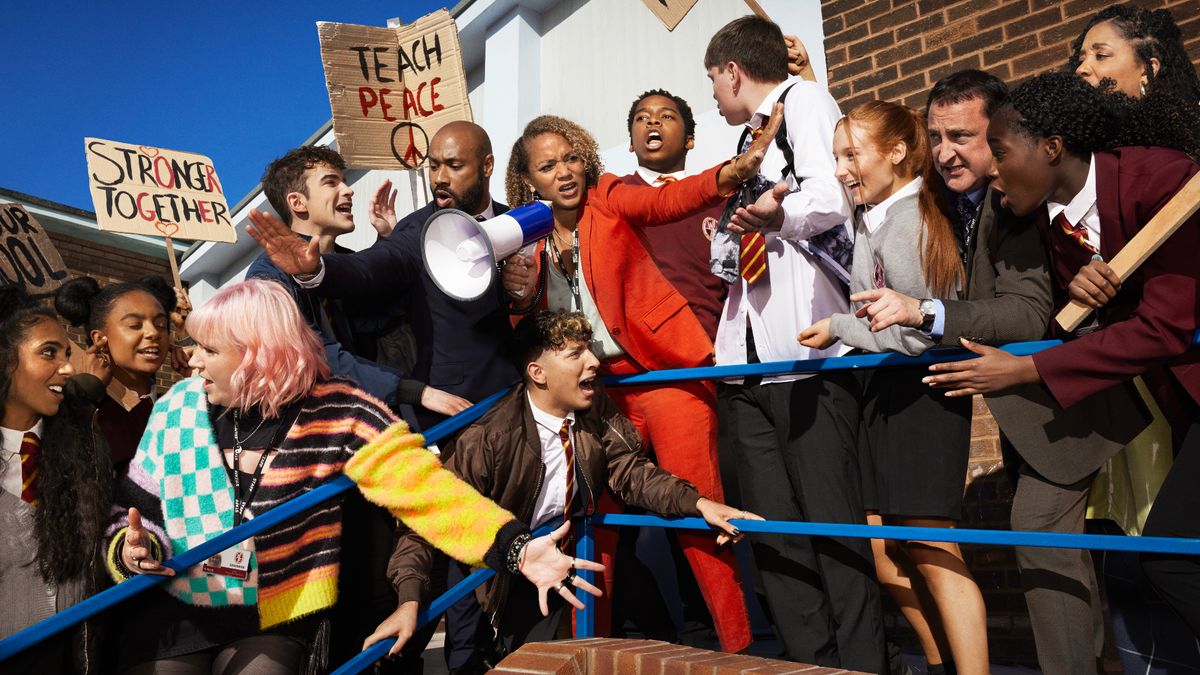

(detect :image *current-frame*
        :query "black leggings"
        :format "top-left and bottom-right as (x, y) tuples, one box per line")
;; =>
(1140, 398), (1200, 638)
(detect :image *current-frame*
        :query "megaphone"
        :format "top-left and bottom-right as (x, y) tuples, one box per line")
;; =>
(421, 201), (555, 302)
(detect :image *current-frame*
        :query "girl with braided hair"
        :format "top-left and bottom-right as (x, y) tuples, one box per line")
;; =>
(0, 284), (114, 672)
(924, 71), (1200, 637)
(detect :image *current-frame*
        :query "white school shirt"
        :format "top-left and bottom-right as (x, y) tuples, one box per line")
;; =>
(1, 420), (44, 500)
(714, 78), (854, 383)
(527, 395), (576, 529)
(636, 167), (687, 185)
(1046, 154), (1100, 252)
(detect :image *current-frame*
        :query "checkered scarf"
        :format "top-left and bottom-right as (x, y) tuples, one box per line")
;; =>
(134, 377), (258, 608)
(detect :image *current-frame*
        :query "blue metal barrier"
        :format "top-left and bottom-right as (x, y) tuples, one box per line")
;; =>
(4, 335), (1198, 668)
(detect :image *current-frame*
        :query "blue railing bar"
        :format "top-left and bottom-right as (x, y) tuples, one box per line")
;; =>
(594, 514), (1200, 555)
(575, 516), (595, 638)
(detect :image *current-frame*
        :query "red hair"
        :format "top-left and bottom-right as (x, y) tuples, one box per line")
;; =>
(839, 100), (963, 296)
(186, 279), (330, 417)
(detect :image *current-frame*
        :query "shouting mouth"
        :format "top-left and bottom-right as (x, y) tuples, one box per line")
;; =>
(433, 187), (456, 209)
(335, 202), (353, 218)
(579, 376), (596, 398)
(645, 130), (663, 151)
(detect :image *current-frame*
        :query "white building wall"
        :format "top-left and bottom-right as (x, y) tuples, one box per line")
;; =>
(180, 0), (827, 298)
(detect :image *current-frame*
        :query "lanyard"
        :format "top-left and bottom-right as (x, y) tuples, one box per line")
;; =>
(231, 445), (270, 527)
(548, 230), (582, 312)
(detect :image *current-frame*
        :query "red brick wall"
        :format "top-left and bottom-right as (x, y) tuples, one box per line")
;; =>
(48, 231), (182, 391)
(823, 0), (1200, 112)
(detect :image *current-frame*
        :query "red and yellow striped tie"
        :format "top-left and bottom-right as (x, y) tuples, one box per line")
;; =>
(19, 431), (39, 506)
(653, 175), (678, 185)
(559, 419), (574, 523)
(1054, 212), (1098, 254)
(739, 127), (768, 285)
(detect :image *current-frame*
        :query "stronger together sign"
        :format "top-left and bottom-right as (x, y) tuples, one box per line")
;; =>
(319, 9), (472, 170)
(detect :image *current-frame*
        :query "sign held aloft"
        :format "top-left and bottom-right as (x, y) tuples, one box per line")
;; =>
(318, 9), (471, 169)
(83, 138), (235, 243)
(0, 203), (69, 293)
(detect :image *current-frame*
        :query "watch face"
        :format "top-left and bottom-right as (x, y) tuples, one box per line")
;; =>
(920, 300), (935, 317)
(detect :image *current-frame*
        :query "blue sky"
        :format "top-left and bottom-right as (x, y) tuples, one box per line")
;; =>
(0, 1), (451, 212)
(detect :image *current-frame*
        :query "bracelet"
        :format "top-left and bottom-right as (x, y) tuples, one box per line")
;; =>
(506, 532), (533, 574)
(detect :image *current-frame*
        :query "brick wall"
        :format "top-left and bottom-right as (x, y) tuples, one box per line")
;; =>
(48, 231), (182, 391)
(819, 0), (1200, 667)
(492, 638), (867, 674)
(823, 0), (1200, 112)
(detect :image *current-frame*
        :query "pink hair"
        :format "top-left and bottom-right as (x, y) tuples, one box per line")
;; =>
(186, 279), (330, 418)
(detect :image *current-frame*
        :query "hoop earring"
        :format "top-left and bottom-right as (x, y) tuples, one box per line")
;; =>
(1140, 82), (1147, 96)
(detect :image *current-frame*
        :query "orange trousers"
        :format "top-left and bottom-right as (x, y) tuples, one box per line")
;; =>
(591, 355), (752, 653)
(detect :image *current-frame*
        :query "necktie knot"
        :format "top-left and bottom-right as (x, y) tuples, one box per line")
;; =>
(1054, 211), (1098, 254)
(475, 214), (487, 222)
(19, 431), (39, 506)
(654, 175), (678, 185)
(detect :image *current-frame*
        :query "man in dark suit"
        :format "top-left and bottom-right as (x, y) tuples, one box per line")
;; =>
(853, 70), (1146, 675)
(249, 121), (517, 674)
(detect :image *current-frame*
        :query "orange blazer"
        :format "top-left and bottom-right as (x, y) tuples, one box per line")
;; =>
(528, 164), (727, 371)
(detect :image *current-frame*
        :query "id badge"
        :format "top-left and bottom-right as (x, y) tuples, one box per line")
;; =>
(202, 546), (252, 580)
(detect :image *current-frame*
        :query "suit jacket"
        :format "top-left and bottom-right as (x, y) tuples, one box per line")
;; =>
(528, 167), (722, 371)
(1032, 147), (1200, 412)
(313, 200), (519, 428)
(939, 183), (1146, 484)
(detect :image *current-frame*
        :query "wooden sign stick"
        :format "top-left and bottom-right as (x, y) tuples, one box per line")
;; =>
(164, 236), (182, 289)
(1056, 170), (1200, 331)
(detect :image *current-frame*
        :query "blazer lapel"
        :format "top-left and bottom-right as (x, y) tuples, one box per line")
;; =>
(1094, 152), (1123, 258)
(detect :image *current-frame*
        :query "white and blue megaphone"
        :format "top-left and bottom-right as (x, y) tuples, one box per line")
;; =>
(421, 201), (555, 302)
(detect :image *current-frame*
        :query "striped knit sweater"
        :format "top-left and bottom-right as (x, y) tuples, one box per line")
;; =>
(106, 376), (520, 630)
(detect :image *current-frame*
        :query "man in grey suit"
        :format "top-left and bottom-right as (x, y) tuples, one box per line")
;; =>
(852, 70), (1147, 675)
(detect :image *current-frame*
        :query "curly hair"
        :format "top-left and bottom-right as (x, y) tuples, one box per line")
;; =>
(0, 285), (111, 584)
(510, 310), (594, 373)
(504, 115), (604, 207)
(1068, 4), (1200, 104)
(261, 145), (347, 226)
(55, 274), (176, 338)
(1006, 72), (1123, 155)
(626, 89), (697, 139)
(841, 101), (962, 297)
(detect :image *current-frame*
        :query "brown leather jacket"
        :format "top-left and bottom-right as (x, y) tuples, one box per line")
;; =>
(387, 382), (701, 621)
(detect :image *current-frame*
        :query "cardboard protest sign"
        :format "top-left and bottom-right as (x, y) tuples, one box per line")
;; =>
(640, 0), (699, 31)
(318, 9), (472, 169)
(83, 138), (235, 243)
(0, 203), (69, 293)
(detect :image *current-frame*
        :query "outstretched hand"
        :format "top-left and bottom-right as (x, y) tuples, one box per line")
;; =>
(518, 520), (605, 616)
(717, 103), (785, 194)
(121, 507), (174, 576)
(922, 338), (1041, 396)
(246, 210), (321, 277)
(369, 180), (399, 238)
(729, 181), (788, 234)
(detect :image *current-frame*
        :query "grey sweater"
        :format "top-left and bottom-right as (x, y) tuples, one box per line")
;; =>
(830, 189), (953, 356)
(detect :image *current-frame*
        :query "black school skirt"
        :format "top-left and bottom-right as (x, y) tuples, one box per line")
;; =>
(857, 365), (972, 521)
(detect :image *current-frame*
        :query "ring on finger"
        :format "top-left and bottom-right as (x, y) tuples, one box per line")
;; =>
(135, 558), (147, 571)
(565, 569), (577, 584)
(557, 581), (571, 593)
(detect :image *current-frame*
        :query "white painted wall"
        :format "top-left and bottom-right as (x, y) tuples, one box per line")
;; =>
(181, 0), (828, 296)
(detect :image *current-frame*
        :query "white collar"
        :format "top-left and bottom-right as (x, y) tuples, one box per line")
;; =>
(474, 201), (497, 221)
(1047, 154), (1096, 226)
(748, 77), (801, 128)
(862, 176), (922, 233)
(636, 167), (687, 185)
(527, 393), (576, 433)
(2, 419), (45, 454)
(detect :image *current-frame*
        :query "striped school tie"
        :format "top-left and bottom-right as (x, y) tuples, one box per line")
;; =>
(653, 175), (678, 185)
(739, 127), (768, 285)
(559, 419), (574, 523)
(19, 431), (39, 506)
(1054, 212), (1098, 254)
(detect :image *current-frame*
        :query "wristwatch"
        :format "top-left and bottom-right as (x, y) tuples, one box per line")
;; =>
(918, 298), (937, 331)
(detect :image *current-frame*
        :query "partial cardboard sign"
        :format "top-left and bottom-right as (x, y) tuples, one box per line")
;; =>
(641, 0), (699, 31)
(0, 203), (69, 293)
(83, 138), (235, 243)
(318, 9), (472, 169)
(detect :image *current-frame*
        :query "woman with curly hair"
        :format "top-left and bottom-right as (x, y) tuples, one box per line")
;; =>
(105, 279), (597, 674)
(924, 71), (1200, 637)
(55, 275), (178, 477)
(498, 112), (782, 652)
(1070, 3), (1200, 157)
(0, 284), (114, 673)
